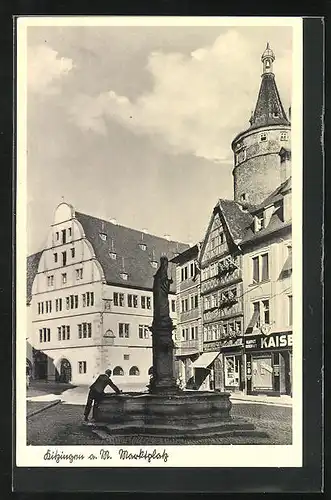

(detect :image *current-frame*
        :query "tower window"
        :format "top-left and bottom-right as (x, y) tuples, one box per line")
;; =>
(280, 132), (288, 141)
(260, 132), (268, 142)
(240, 193), (247, 202)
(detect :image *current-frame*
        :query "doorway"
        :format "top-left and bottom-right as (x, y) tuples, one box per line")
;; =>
(34, 351), (48, 380)
(251, 355), (273, 391)
(57, 359), (72, 383)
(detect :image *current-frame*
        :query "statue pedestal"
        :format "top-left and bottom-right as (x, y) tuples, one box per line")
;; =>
(149, 325), (179, 395)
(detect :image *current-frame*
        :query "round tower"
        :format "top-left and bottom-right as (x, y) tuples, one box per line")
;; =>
(232, 43), (291, 205)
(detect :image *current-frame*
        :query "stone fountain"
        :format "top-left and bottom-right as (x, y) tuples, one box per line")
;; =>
(94, 257), (267, 440)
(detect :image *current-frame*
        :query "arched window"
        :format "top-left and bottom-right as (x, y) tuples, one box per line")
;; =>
(129, 366), (140, 376)
(113, 366), (124, 376)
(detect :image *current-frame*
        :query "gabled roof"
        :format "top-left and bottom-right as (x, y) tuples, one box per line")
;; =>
(75, 212), (189, 292)
(249, 73), (290, 131)
(217, 199), (253, 244)
(170, 243), (200, 264)
(27, 251), (43, 304)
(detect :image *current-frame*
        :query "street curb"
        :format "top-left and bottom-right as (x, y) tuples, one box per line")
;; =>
(230, 397), (292, 407)
(27, 399), (62, 418)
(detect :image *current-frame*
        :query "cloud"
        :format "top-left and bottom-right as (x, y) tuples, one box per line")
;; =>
(69, 30), (292, 161)
(28, 45), (73, 95)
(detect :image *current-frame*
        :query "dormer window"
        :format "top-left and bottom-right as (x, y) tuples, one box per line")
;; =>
(109, 252), (117, 260)
(254, 213), (264, 232)
(272, 111), (279, 118)
(260, 132), (268, 142)
(120, 272), (128, 281)
(139, 243), (147, 251)
(280, 132), (288, 141)
(99, 233), (107, 241)
(151, 260), (158, 269)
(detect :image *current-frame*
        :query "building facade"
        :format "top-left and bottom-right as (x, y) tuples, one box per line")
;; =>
(27, 202), (188, 387)
(171, 245), (203, 387)
(173, 44), (293, 398)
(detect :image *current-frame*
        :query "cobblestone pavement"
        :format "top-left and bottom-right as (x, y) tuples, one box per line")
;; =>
(27, 402), (292, 446)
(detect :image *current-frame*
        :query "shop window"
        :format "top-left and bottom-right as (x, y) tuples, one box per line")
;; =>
(224, 356), (240, 387)
(113, 366), (124, 376)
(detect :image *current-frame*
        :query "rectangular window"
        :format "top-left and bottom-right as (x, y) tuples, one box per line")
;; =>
(39, 329), (43, 343)
(119, 323), (130, 338)
(191, 326), (195, 340)
(190, 262), (195, 277)
(78, 324), (82, 339)
(66, 297), (70, 310)
(119, 293), (124, 307)
(62, 273), (67, 284)
(47, 275), (54, 286)
(141, 296), (146, 309)
(68, 227), (72, 237)
(124, 354), (130, 360)
(87, 323), (92, 338)
(260, 132), (267, 142)
(82, 294), (86, 307)
(128, 294), (133, 307)
(146, 297), (151, 309)
(75, 268), (83, 280)
(56, 231), (59, 240)
(113, 292), (119, 306)
(288, 295), (293, 325)
(70, 295), (75, 309)
(262, 300), (270, 324)
(38, 303), (40, 315)
(190, 296), (194, 310)
(253, 302), (261, 328)
(78, 361), (87, 374)
(71, 247), (75, 258)
(62, 251), (67, 266)
(133, 295), (138, 308)
(171, 300), (176, 313)
(82, 323), (87, 339)
(86, 292), (94, 307)
(58, 326), (61, 341)
(75, 295), (78, 308)
(66, 325), (70, 340)
(62, 229), (66, 244)
(138, 325), (144, 339)
(194, 295), (199, 308)
(261, 253), (269, 281)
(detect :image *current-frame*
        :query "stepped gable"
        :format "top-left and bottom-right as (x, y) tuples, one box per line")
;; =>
(75, 211), (189, 292)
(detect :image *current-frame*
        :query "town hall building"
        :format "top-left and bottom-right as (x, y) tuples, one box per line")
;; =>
(26, 202), (188, 387)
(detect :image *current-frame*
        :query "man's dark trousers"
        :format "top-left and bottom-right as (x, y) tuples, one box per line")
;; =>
(84, 388), (103, 420)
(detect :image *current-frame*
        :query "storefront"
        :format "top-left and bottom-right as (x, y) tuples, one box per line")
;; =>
(244, 330), (292, 396)
(201, 338), (244, 392)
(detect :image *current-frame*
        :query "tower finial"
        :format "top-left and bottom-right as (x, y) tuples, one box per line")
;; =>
(261, 42), (275, 74)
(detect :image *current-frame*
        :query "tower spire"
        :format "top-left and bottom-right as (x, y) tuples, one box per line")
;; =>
(261, 42), (275, 74)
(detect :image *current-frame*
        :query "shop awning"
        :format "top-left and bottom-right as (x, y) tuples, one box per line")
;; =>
(192, 352), (219, 369)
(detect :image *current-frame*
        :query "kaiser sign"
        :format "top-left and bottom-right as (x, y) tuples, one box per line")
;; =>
(245, 331), (293, 351)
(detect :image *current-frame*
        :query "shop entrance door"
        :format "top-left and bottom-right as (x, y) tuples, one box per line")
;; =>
(224, 355), (240, 388)
(252, 356), (273, 390)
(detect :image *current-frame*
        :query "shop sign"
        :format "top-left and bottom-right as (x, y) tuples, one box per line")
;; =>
(204, 337), (243, 352)
(245, 332), (293, 351)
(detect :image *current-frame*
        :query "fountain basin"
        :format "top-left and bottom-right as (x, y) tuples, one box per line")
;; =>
(95, 391), (267, 439)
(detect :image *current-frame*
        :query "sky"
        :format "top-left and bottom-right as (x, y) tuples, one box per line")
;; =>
(26, 24), (292, 255)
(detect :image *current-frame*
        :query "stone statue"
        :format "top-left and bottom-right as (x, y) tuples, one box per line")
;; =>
(152, 256), (173, 331)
